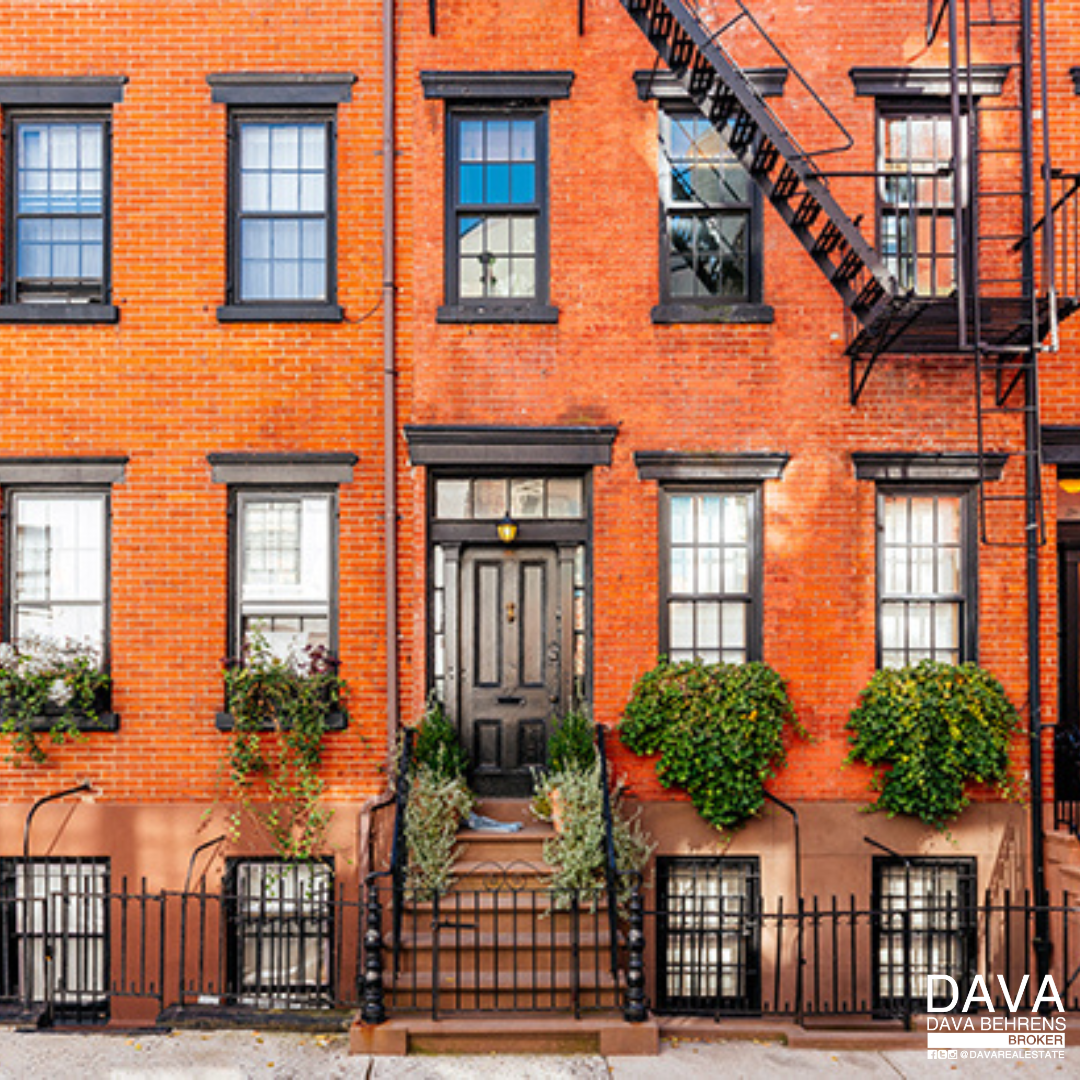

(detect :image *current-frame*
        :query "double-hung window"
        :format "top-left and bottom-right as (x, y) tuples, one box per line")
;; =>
(209, 74), (354, 322)
(423, 71), (571, 323)
(661, 488), (762, 664)
(878, 489), (972, 667)
(0, 77), (125, 322)
(873, 857), (975, 1015)
(233, 490), (334, 660)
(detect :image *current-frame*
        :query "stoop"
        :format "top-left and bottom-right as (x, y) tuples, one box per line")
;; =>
(349, 1014), (660, 1055)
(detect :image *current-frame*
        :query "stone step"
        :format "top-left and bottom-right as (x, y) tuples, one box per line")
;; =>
(350, 1012), (660, 1056)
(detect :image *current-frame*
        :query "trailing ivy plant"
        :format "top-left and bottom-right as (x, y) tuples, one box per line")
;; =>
(846, 660), (1022, 829)
(402, 699), (474, 898)
(0, 635), (109, 766)
(222, 628), (346, 862)
(620, 658), (801, 832)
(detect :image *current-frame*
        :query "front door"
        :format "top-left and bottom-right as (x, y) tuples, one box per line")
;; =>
(1058, 544), (1080, 803)
(460, 546), (566, 796)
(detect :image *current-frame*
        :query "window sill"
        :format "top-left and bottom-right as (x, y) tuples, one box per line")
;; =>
(215, 711), (348, 732)
(651, 302), (775, 325)
(437, 303), (559, 325)
(217, 302), (344, 323)
(0, 303), (119, 324)
(19, 712), (120, 733)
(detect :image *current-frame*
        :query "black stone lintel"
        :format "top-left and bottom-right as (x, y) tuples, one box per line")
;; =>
(208, 452), (358, 485)
(207, 73), (356, 105)
(634, 67), (788, 101)
(852, 451), (1008, 483)
(421, 71), (574, 101)
(849, 66), (1009, 98)
(0, 77), (127, 106)
(406, 425), (618, 468)
(635, 451), (789, 482)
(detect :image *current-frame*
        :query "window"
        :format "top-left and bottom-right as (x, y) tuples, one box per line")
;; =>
(657, 857), (760, 1014)
(422, 71), (571, 323)
(0, 859), (109, 1022)
(0, 77), (125, 322)
(5, 490), (110, 662)
(873, 857), (975, 1014)
(225, 860), (333, 1009)
(878, 490), (973, 667)
(209, 73), (353, 322)
(232, 490), (335, 660)
(661, 488), (760, 664)
(658, 108), (762, 310)
(449, 110), (546, 308)
(878, 107), (963, 297)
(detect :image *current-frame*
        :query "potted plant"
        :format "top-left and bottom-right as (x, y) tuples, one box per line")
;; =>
(0, 634), (112, 765)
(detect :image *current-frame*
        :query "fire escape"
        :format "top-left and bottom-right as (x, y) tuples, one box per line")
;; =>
(617, 0), (1080, 980)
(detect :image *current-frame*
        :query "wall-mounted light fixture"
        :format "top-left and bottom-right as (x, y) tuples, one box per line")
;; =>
(497, 513), (518, 544)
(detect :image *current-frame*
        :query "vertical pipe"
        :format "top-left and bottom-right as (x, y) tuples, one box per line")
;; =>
(382, 0), (399, 751)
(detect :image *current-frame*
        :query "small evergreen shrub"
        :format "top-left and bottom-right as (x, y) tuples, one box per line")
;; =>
(846, 660), (1022, 828)
(547, 708), (597, 774)
(411, 697), (469, 781)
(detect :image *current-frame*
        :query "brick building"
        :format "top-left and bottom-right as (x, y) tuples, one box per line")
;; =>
(0, 0), (1078, 1043)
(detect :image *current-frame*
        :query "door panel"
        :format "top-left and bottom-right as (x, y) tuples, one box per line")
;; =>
(460, 547), (563, 796)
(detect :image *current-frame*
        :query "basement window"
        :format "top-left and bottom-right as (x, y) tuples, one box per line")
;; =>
(224, 860), (334, 1009)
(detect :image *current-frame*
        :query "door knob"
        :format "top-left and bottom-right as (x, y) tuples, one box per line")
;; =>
(506, 602), (517, 624)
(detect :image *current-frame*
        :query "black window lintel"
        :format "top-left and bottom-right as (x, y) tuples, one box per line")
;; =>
(853, 451), (1006, 483)
(421, 71), (574, 101)
(208, 452), (357, 485)
(634, 67), (788, 101)
(850, 66), (1008, 98)
(207, 73), (356, 105)
(0, 77), (127, 106)
(636, 451), (789, 482)
(0, 458), (127, 485)
(406, 425), (616, 467)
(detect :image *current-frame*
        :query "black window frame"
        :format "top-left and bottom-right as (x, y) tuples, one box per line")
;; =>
(659, 484), (764, 665)
(656, 855), (761, 1015)
(875, 485), (977, 668)
(219, 106), (341, 322)
(223, 857), (335, 1010)
(871, 855), (976, 1016)
(439, 105), (556, 324)
(225, 484), (341, 665)
(1, 109), (118, 323)
(0, 857), (110, 1023)
(654, 105), (769, 322)
(875, 99), (969, 300)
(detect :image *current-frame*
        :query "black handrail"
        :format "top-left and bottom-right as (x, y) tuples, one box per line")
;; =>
(388, 727), (414, 975)
(596, 725), (621, 983)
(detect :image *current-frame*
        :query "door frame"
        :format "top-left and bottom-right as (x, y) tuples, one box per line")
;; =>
(425, 469), (593, 739)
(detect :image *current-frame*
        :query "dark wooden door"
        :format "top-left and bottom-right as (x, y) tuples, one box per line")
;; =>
(1058, 546), (1080, 801)
(460, 547), (562, 796)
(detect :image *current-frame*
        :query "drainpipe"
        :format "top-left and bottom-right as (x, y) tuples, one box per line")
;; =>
(382, 0), (399, 752)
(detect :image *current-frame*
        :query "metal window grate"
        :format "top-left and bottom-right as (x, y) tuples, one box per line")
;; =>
(656, 856), (760, 1014)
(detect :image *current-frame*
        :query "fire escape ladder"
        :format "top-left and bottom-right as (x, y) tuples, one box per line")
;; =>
(620, 0), (897, 327)
(960, 0), (1046, 546)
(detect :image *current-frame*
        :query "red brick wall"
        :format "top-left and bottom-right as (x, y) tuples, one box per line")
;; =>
(0, 1), (391, 807)
(397, 0), (1038, 803)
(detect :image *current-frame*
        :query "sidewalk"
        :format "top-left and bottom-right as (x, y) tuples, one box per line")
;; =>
(0, 1029), (1074, 1079)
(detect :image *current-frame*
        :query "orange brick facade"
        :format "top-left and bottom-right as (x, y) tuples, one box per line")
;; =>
(1, 0), (1079, 1020)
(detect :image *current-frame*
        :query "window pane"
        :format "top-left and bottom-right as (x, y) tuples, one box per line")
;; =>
(670, 547), (693, 594)
(724, 548), (748, 593)
(697, 546), (721, 594)
(473, 479), (506, 519)
(669, 602), (694, 650)
(435, 479), (470, 519)
(547, 477), (583, 518)
(510, 478), (544, 519)
(696, 603), (720, 651)
(722, 603), (746, 651)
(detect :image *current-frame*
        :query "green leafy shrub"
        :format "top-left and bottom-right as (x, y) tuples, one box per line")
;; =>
(411, 696), (469, 781)
(547, 708), (597, 774)
(402, 699), (474, 898)
(620, 658), (801, 831)
(846, 661), (1022, 828)
(0, 635), (109, 765)
(222, 628), (347, 861)
(532, 759), (653, 908)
